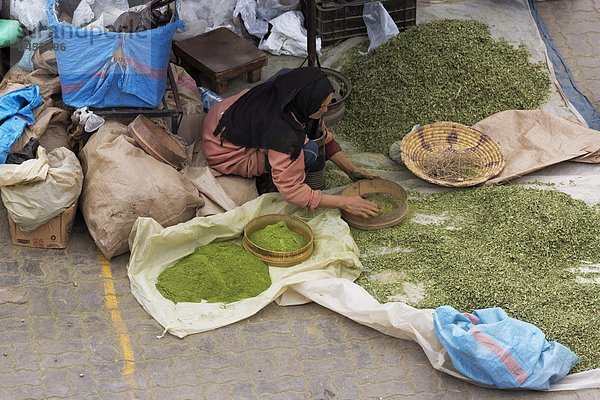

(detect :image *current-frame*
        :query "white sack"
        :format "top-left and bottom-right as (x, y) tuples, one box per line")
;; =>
(257, 0), (300, 21)
(10, 0), (48, 31)
(174, 0), (239, 40)
(174, 0), (208, 41)
(234, 0), (269, 39)
(259, 11), (320, 57)
(72, 0), (95, 27)
(0, 146), (48, 187)
(1, 147), (83, 232)
(127, 191), (600, 391)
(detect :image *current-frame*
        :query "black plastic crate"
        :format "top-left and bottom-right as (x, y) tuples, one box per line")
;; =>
(311, 0), (417, 46)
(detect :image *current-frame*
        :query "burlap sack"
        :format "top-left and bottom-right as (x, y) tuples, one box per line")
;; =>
(78, 121), (204, 259)
(186, 140), (259, 216)
(10, 106), (71, 152)
(1, 48), (61, 100)
(183, 166), (259, 217)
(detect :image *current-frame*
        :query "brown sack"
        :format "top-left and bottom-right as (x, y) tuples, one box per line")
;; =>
(79, 121), (204, 259)
(11, 106), (71, 152)
(471, 109), (600, 185)
(183, 165), (258, 217)
(1, 49), (61, 100)
(1, 51), (69, 154)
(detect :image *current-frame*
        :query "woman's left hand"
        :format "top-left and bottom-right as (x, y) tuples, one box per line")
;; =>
(328, 151), (379, 182)
(347, 167), (378, 182)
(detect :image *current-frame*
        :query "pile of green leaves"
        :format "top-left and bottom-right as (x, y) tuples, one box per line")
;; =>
(353, 185), (600, 372)
(334, 19), (550, 154)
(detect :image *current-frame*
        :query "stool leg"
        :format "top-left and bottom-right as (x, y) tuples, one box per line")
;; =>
(248, 69), (262, 83)
(212, 81), (228, 95)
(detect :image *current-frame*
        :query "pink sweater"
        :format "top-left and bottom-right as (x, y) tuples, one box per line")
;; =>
(202, 90), (341, 209)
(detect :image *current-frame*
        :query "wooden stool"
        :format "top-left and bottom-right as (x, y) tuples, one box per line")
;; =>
(173, 27), (268, 95)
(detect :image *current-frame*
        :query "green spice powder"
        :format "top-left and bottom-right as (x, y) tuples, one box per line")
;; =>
(334, 19), (550, 154)
(156, 242), (271, 304)
(248, 220), (308, 252)
(363, 192), (402, 214)
(353, 185), (600, 372)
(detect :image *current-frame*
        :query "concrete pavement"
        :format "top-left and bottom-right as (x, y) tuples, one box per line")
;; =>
(2, 0), (600, 399)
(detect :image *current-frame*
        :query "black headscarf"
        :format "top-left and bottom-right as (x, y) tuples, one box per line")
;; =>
(213, 67), (334, 160)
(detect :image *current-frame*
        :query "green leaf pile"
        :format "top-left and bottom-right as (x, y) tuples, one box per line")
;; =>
(334, 19), (551, 154)
(353, 185), (600, 372)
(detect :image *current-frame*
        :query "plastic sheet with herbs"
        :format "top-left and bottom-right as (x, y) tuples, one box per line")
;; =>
(353, 185), (600, 372)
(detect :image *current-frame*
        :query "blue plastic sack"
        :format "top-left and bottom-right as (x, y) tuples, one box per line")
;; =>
(433, 306), (579, 390)
(47, 0), (184, 109)
(0, 86), (43, 164)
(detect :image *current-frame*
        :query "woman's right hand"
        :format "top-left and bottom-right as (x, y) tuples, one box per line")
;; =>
(339, 195), (380, 218)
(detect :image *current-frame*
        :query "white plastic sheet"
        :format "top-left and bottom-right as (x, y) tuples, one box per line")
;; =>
(127, 192), (600, 390)
(291, 279), (600, 391)
(127, 193), (361, 337)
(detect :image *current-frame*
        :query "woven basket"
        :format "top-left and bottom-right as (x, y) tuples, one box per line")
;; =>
(400, 122), (505, 187)
(243, 214), (314, 267)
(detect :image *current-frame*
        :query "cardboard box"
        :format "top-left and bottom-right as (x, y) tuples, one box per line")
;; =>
(8, 203), (77, 249)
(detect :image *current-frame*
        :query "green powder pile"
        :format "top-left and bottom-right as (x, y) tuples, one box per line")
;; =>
(248, 220), (308, 252)
(363, 192), (402, 214)
(353, 185), (600, 372)
(334, 19), (550, 154)
(156, 242), (271, 304)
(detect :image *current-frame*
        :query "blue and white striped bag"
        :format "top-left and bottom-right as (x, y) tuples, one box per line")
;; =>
(47, 0), (183, 108)
(433, 305), (579, 390)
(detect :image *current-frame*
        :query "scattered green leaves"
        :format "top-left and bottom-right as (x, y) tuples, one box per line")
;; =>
(353, 185), (600, 372)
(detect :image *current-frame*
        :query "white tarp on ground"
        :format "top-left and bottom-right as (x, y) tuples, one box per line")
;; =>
(128, 194), (362, 336)
(128, 191), (600, 391)
(127, 0), (600, 392)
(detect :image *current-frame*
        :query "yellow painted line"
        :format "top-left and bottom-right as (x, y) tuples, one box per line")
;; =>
(98, 252), (137, 382)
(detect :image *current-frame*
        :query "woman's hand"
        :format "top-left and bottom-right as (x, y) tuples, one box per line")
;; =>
(347, 167), (378, 182)
(327, 152), (379, 182)
(338, 195), (380, 218)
